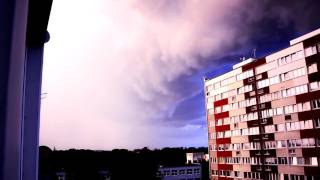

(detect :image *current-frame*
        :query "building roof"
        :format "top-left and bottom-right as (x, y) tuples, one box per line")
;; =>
(290, 28), (320, 46)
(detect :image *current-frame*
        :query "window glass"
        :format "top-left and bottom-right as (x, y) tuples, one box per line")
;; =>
(308, 63), (318, 74)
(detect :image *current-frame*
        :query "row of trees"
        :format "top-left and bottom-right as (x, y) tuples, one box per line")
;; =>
(39, 146), (208, 180)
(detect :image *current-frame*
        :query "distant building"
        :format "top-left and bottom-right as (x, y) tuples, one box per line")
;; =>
(56, 171), (66, 180)
(98, 170), (111, 180)
(186, 152), (208, 164)
(157, 152), (209, 180)
(157, 164), (202, 180)
(204, 28), (320, 179)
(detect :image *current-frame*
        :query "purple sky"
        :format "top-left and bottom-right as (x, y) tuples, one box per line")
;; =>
(40, 0), (320, 150)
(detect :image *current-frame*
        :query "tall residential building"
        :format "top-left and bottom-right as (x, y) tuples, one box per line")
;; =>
(204, 28), (320, 180)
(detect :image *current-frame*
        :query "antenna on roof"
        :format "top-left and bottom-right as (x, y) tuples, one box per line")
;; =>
(252, 48), (256, 58)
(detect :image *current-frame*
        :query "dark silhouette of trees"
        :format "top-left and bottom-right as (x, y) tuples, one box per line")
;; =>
(39, 146), (208, 180)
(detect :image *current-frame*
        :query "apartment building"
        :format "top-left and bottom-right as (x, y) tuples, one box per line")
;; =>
(186, 152), (209, 164)
(204, 28), (320, 180)
(156, 164), (202, 180)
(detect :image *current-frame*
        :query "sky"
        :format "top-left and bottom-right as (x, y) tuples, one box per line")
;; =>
(40, 0), (320, 150)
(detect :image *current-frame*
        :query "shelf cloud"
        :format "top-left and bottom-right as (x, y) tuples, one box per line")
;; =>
(41, 0), (320, 150)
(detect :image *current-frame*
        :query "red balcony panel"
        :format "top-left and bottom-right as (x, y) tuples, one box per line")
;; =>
(217, 164), (233, 170)
(216, 138), (231, 144)
(214, 111), (229, 119)
(214, 98), (228, 107)
(217, 151), (232, 157)
(296, 90), (320, 103)
(298, 109), (320, 121)
(215, 125), (230, 132)
(304, 166), (320, 176)
(302, 147), (320, 157)
(300, 129), (320, 139)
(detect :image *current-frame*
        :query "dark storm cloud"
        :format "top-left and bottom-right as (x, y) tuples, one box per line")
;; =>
(167, 0), (320, 128)
(42, 0), (320, 149)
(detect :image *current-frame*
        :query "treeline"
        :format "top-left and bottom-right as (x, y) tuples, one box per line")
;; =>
(39, 146), (208, 180)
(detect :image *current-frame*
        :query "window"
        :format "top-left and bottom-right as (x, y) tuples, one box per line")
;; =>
(214, 82), (220, 89)
(224, 130), (231, 138)
(280, 67), (306, 82)
(179, 169), (185, 175)
(242, 128), (249, 136)
(261, 107), (284, 118)
(232, 129), (241, 136)
(251, 105), (257, 111)
(256, 74), (262, 80)
(221, 92), (228, 99)
(193, 168), (200, 174)
(312, 99), (320, 109)
(216, 119), (223, 126)
(308, 63), (318, 74)
(230, 102), (238, 110)
(304, 157), (313, 166)
(265, 125), (276, 133)
(207, 108), (214, 115)
(310, 81), (320, 91)
(278, 157), (287, 165)
(305, 45), (317, 57)
(223, 117), (230, 125)
(207, 96), (214, 104)
(282, 84), (308, 98)
(210, 132), (216, 139)
(277, 140), (287, 148)
(249, 127), (259, 135)
(206, 85), (213, 92)
(215, 106), (221, 113)
(222, 104), (229, 112)
(244, 172), (248, 178)
(265, 141), (277, 149)
(209, 120), (215, 127)
(237, 85), (253, 94)
(212, 170), (218, 176)
(242, 143), (250, 150)
(315, 118), (320, 128)
(285, 120), (313, 131)
(164, 170), (170, 176)
(283, 102), (311, 114)
(217, 132), (224, 138)
(277, 124), (286, 132)
(265, 157), (278, 165)
(270, 75), (280, 85)
(228, 89), (237, 97)
(215, 94), (221, 101)
(302, 138), (316, 147)
(221, 76), (236, 86)
(289, 149), (296, 155)
(278, 51), (304, 66)
(186, 169), (192, 175)
(171, 170), (178, 176)
(236, 70), (254, 81)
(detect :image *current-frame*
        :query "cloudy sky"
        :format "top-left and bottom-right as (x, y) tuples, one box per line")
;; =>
(40, 0), (320, 150)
